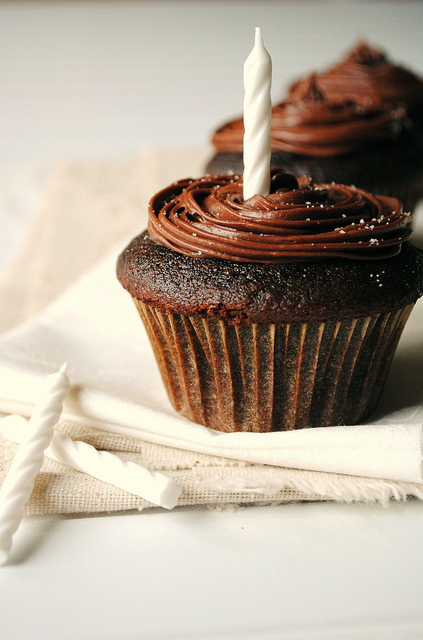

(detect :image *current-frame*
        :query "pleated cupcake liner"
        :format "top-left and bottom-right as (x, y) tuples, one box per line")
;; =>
(134, 300), (414, 432)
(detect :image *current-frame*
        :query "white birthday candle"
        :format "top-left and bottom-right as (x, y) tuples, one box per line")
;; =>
(243, 27), (272, 200)
(0, 364), (70, 564)
(0, 415), (182, 511)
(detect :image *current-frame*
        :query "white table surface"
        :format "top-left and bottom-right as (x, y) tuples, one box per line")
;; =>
(1, 2), (423, 639)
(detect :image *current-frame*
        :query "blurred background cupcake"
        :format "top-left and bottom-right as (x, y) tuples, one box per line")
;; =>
(117, 171), (423, 433)
(206, 73), (423, 212)
(288, 41), (423, 130)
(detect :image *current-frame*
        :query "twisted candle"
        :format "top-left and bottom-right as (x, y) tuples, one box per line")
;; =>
(243, 27), (272, 200)
(0, 364), (69, 564)
(0, 415), (182, 510)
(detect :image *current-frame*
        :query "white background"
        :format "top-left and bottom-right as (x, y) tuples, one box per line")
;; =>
(0, 2), (423, 639)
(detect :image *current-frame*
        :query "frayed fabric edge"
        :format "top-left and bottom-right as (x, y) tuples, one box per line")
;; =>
(191, 466), (423, 507)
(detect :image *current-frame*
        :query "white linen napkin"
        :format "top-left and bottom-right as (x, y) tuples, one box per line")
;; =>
(0, 246), (422, 484)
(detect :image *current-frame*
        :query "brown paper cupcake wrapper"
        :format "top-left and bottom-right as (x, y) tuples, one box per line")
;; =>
(134, 301), (414, 432)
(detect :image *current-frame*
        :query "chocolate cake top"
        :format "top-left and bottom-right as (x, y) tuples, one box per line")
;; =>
(117, 231), (423, 324)
(211, 75), (406, 158)
(148, 172), (411, 263)
(289, 42), (423, 116)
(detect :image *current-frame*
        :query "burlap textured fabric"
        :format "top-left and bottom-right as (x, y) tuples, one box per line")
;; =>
(2, 419), (423, 515)
(0, 147), (422, 515)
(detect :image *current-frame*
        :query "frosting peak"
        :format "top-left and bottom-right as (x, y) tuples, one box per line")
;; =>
(289, 41), (423, 113)
(346, 41), (386, 66)
(148, 172), (412, 263)
(293, 73), (325, 103)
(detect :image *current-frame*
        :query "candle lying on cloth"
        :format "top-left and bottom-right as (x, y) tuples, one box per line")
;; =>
(0, 364), (69, 565)
(0, 415), (182, 511)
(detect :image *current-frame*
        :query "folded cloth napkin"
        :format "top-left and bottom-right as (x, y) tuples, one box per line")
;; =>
(1, 147), (423, 515)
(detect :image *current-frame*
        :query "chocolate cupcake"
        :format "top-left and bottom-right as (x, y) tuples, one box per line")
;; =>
(206, 75), (423, 212)
(289, 41), (423, 126)
(117, 171), (423, 432)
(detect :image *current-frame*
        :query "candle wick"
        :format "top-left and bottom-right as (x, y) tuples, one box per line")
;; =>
(255, 26), (262, 45)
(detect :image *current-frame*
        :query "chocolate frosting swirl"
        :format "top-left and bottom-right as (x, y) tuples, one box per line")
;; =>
(148, 172), (412, 263)
(289, 42), (423, 113)
(212, 75), (405, 157)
